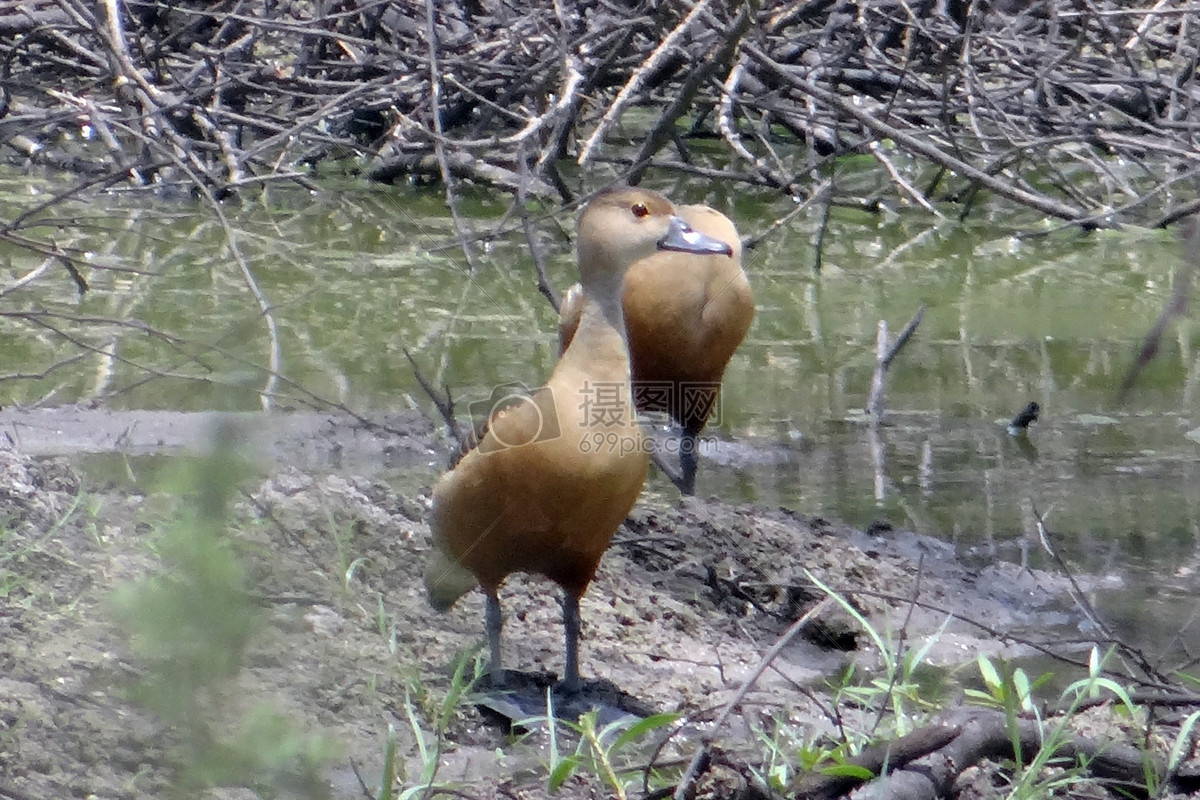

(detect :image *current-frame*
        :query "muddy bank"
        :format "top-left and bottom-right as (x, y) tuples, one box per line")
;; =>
(0, 415), (1113, 799)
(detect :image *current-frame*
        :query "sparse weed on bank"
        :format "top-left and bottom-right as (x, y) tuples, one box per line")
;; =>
(110, 432), (337, 798)
(722, 576), (1190, 800)
(95, 435), (1198, 799)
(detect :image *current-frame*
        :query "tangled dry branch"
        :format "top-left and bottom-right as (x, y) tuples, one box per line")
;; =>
(0, 0), (1197, 229)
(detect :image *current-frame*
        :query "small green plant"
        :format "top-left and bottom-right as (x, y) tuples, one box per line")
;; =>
(111, 429), (335, 798)
(373, 651), (485, 799)
(0, 520), (32, 600)
(538, 694), (679, 799)
(375, 723), (401, 800)
(808, 570), (947, 738)
(747, 714), (874, 792)
(0, 489), (83, 602)
(963, 656), (1053, 793)
(803, 744), (874, 782)
(1174, 669), (1200, 692)
(81, 491), (108, 548)
(749, 714), (798, 790)
(1164, 709), (1200, 794)
(332, 516), (370, 591)
(1059, 647), (1136, 714)
(964, 656), (1049, 714)
(996, 647), (1135, 800)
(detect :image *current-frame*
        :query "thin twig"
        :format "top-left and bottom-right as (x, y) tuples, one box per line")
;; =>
(673, 597), (834, 800)
(577, 0), (715, 168)
(403, 347), (466, 456)
(1030, 502), (1165, 682)
(866, 305), (926, 422)
(423, 0), (476, 270)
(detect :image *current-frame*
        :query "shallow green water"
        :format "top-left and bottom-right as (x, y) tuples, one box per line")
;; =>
(2, 168), (1198, 654)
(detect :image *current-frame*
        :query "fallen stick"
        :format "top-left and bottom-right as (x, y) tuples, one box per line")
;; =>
(866, 305), (926, 423)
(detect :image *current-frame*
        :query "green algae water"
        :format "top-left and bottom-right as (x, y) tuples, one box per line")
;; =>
(1, 167), (1198, 653)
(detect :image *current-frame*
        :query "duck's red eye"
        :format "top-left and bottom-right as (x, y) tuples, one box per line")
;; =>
(631, 203), (649, 218)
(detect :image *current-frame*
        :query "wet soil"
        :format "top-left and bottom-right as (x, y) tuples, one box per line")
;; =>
(0, 407), (1171, 799)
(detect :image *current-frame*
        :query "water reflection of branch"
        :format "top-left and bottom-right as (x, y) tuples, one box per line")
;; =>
(876, 223), (945, 271)
(866, 306), (926, 503)
(1030, 501), (1167, 683)
(422, 0), (476, 273)
(1117, 219), (1200, 403)
(0, 304), (424, 442)
(0, 257), (56, 300)
(742, 179), (829, 255)
(0, 350), (92, 401)
(207, 200), (281, 411)
(517, 157), (561, 313)
(4, 312), (204, 391)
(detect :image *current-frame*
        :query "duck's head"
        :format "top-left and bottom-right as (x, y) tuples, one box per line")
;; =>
(576, 187), (732, 288)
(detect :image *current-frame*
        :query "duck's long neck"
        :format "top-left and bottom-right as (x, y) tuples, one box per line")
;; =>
(560, 268), (631, 386)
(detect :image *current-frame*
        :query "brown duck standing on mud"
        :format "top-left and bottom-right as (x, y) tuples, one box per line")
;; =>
(424, 187), (733, 692)
(559, 204), (754, 495)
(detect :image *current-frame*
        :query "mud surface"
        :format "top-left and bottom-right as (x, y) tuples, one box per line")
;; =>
(0, 408), (1168, 799)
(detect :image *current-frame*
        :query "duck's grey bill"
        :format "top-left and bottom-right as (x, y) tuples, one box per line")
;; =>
(658, 215), (733, 257)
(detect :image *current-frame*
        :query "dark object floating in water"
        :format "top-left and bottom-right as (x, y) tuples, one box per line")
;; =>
(866, 519), (894, 537)
(1007, 401), (1040, 435)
